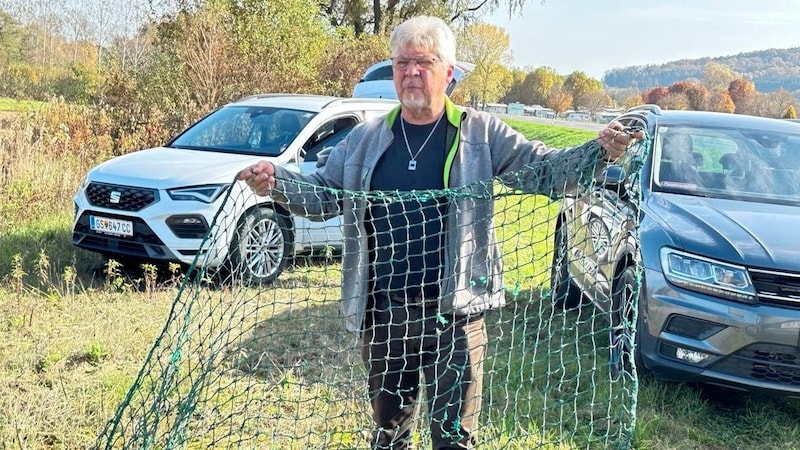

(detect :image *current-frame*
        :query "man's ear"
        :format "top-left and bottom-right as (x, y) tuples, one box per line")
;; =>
(446, 65), (455, 83)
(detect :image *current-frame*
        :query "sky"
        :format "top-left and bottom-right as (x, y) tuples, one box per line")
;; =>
(485, 0), (800, 79)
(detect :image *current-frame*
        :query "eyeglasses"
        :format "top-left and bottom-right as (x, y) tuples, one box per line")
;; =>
(390, 56), (439, 71)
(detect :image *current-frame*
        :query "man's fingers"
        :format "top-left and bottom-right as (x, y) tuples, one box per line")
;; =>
(236, 162), (276, 196)
(237, 167), (255, 181)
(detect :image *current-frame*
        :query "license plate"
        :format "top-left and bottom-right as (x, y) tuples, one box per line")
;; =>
(90, 215), (134, 237)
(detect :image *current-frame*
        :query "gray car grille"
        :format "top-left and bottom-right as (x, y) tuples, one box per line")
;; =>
(713, 342), (800, 387)
(86, 182), (157, 211)
(750, 268), (800, 308)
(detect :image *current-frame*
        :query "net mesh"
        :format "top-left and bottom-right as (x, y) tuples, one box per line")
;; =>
(94, 136), (649, 449)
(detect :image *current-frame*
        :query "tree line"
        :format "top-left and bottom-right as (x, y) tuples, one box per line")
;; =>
(458, 25), (798, 119)
(0, 0), (796, 146)
(604, 48), (800, 93)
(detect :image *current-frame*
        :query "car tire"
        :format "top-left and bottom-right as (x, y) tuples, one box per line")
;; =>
(551, 224), (582, 309)
(587, 215), (611, 262)
(609, 264), (643, 379)
(228, 207), (293, 285)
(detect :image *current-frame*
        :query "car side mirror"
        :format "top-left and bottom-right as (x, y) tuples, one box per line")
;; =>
(601, 165), (627, 192)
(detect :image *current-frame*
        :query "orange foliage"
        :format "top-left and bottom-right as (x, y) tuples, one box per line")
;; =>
(642, 87), (669, 105)
(728, 78), (757, 114)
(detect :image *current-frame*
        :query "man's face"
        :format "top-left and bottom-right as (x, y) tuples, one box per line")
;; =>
(392, 46), (454, 114)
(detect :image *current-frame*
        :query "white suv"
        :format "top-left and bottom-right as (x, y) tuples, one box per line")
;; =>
(72, 94), (398, 283)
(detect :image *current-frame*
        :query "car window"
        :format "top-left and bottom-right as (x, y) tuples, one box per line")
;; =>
(170, 106), (315, 156)
(302, 116), (359, 152)
(654, 125), (800, 203)
(361, 65), (393, 82)
(304, 120), (357, 163)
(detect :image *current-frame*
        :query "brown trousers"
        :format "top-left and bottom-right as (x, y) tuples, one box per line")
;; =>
(361, 292), (487, 450)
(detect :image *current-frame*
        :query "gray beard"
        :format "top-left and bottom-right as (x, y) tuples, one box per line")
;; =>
(401, 94), (429, 115)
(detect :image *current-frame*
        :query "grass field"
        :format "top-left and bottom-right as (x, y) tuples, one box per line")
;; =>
(0, 115), (798, 449)
(0, 96), (46, 112)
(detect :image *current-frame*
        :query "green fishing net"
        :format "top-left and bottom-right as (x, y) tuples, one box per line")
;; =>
(94, 137), (649, 449)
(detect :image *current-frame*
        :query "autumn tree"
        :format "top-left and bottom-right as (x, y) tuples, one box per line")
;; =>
(563, 70), (602, 109)
(622, 94), (642, 110)
(703, 62), (739, 90)
(0, 9), (22, 57)
(319, 0), (372, 34)
(667, 81), (692, 97)
(784, 104), (798, 119)
(684, 83), (709, 111)
(0, 1), (101, 99)
(641, 86), (668, 105)
(523, 66), (563, 106)
(135, 0), (332, 118)
(707, 88), (735, 113)
(664, 81), (709, 110)
(233, 0), (332, 93)
(499, 67), (528, 104)
(170, 3), (236, 113)
(660, 92), (691, 110)
(102, 3), (152, 73)
(71, 0), (119, 67)
(728, 78), (757, 114)
(578, 90), (612, 117)
(317, 29), (387, 97)
(0, 9), (25, 95)
(749, 89), (796, 118)
(457, 22), (513, 107)
(606, 87), (640, 109)
(1, 0), (65, 67)
(546, 87), (572, 118)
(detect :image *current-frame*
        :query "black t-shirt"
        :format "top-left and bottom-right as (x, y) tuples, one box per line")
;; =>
(367, 115), (450, 298)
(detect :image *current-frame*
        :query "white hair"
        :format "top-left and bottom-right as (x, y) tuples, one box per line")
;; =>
(389, 16), (457, 68)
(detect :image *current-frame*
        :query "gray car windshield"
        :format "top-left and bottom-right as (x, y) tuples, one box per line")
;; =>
(170, 106), (315, 156)
(654, 125), (800, 204)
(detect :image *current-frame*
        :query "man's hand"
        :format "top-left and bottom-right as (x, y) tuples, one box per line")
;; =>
(238, 161), (276, 196)
(598, 121), (645, 162)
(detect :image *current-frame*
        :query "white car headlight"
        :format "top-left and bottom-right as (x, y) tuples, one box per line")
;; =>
(167, 184), (231, 203)
(660, 248), (757, 304)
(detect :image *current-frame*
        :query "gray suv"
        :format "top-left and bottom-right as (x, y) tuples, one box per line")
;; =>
(552, 105), (800, 397)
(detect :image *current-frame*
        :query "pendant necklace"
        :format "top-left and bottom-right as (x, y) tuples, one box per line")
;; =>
(401, 112), (444, 171)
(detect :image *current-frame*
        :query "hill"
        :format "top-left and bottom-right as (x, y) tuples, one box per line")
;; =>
(602, 47), (800, 92)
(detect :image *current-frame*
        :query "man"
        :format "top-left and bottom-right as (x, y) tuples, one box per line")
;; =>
(239, 15), (641, 450)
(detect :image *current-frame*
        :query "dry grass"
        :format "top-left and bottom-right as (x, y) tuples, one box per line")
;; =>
(0, 286), (176, 448)
(0, 109), (798, 449)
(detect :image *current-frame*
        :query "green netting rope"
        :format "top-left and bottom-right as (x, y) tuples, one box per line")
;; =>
(94, 136), (651, 450)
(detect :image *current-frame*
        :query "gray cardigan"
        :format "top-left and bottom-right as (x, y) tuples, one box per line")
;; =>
(270, 98), (606, 331)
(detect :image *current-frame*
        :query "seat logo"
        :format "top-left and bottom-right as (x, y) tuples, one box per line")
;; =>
(110, 191), (121, 204)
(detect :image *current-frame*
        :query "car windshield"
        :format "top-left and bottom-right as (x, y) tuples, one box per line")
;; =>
(653, 124), (800, 205)
(170, 106), (316, 156)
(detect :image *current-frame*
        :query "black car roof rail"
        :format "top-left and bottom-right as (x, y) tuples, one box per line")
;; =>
(235, 93), (336, 102)
(626, 104), (662, 115)
(232, 93), (397, 109)
(236, 93), (296, 101)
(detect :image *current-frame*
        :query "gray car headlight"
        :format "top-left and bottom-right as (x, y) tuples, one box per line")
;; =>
(660, 248), (757, 304)
(167, 184), (231, 203)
